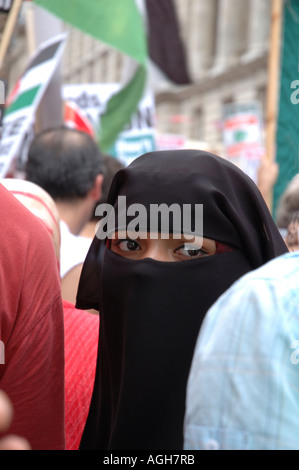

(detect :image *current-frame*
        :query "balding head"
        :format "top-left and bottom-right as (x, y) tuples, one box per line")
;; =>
(26, 126), (104, 201)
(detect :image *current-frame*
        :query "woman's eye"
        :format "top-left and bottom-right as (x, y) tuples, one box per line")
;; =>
(115, 239), (141, 252)
(175, 244), (207, 258)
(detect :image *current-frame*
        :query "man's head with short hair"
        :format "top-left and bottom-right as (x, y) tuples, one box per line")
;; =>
(26, 126), (104, 202)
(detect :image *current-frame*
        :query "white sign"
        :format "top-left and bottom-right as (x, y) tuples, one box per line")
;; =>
(156, 133), (186, 151)
(62, 83), (156, 166)
(222, 102), (265, 183)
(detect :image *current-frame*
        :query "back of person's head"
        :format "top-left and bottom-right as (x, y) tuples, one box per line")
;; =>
(276, 174), (299, 229)
(26, 126), (104, 202)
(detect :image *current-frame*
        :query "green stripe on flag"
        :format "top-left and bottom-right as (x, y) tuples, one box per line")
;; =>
(4, 85), (41, 116)
(100, 65), (146, 151)
(34, 0), (148, 151)
(34, 0), (147, 64)
(273, 0), (299, 219)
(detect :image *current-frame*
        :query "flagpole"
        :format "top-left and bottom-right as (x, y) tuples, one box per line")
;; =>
(25, 3), (64, 132)
(264, 0), (283, 211)
(0, 0), (23, 70)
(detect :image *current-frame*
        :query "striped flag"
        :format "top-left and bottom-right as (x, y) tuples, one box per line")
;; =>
(5, 36), (66, 116)
(33, 0), (148, 153)
(63, 100), (95, 138)
(145, 0), (190, 85)
(0, 33), (67, 177)
(33, 0), (191, 152)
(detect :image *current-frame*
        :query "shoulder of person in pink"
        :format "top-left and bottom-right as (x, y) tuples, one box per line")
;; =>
(1, 178), (61, 272)
(1, 177), (99, 451)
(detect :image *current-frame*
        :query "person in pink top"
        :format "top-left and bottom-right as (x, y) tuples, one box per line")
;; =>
(1, 178), (99, 450)
(0, 180), (65, 450)
(63, 299), (99, 450)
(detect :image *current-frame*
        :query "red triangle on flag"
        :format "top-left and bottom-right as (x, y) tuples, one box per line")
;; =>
(63, 100), (95, 138)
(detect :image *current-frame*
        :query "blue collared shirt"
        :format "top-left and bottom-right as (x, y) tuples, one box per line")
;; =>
(184, 251), (299, 450)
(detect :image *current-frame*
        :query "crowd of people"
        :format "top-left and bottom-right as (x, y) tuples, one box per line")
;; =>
(0, 124), (299, 451)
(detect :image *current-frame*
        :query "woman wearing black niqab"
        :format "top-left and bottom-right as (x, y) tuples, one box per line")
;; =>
(76, 150), (288, 450)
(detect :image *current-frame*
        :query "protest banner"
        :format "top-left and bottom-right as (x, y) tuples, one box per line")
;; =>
(222, 101), (265, 184)
(62, 83), (156, 166)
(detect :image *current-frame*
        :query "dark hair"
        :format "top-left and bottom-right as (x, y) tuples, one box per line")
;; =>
(276, 174), (299, 228)
(26, 126), (104, 201)
(99, 154), (125, 205)
(89, 154), (125, 222)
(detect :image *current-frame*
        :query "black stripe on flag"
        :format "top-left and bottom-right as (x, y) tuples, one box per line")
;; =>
(24, 41), (62, 73)
(145, 0), (191, 85)
(0, 0), (13, 13)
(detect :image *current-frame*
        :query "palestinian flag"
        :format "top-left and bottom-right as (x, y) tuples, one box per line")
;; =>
(63, 100), (95, 138)
(34, 0), (148, 153)
(0, 33), (67, 177)
(33, 0), (190, 152)
(5, 33), (67, 116)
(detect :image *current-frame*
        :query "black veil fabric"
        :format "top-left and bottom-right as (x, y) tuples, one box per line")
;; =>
(76, 150), (287, 450)
(77, 150), (287, 312)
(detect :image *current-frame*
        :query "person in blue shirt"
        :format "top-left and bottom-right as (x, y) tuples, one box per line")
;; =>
(184, 251), (299, 450)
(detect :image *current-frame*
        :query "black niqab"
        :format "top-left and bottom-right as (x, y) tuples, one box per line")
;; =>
(77, 150), (287, 450)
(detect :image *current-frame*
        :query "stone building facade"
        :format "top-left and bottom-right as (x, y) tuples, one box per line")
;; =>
(157, 0), (272, 152)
